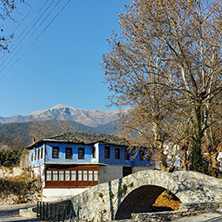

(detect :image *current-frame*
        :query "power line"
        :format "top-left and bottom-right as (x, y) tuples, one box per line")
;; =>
(14, 0), (39, 33)
(0, 0), (71, 80)
(0, 0), (53, 71)
(0, 0), (39, 62)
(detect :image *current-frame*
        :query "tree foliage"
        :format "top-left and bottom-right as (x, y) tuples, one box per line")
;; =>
(103, 0), (222, 173)
(0, 148), (22, 167)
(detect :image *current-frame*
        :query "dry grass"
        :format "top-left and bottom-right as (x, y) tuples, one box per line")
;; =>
(153, 191), (182, 211)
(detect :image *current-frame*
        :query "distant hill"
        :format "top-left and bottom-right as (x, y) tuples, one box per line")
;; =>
(0, 120), (119, 147)
(0, 104), (123, 127)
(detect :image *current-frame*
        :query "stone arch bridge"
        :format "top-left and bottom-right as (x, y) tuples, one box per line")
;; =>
(70, 170), (222, 221)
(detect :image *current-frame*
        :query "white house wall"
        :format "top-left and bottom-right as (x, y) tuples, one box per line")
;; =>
(92, 143), (99, 164)
(99, 165), (122, 184)
(132, 166), (154, 173)
(43, 188), (87, 201)
(33, 165), (45, 187)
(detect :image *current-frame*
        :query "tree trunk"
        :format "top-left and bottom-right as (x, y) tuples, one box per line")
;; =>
(208, 150), (219, 177)
(181, 148), (188, 171)
(189, 103), (207, 173)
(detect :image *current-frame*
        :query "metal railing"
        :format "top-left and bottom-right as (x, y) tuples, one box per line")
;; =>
(37, 200), (75, 222)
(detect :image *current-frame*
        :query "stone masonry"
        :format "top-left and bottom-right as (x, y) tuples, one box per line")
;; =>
(70, 170), (222, 221)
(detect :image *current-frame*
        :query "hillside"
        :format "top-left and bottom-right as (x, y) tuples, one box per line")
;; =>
(0, 120), (118, 148)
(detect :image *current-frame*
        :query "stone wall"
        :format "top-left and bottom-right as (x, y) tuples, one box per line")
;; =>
(132, 201), (222, 222)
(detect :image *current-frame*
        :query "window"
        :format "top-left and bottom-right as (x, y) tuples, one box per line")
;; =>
(88, 171), (93, 181)
(115, 148), (120, 159)
(105, 146), (110, 158)
(92, 146), (96, 158)
(59, 171), (64, 181)
(34, 149), (36, 160)
(46, 171), (51, 181)
(52, 171), (58, 181)
(38, 149), (40, 160)
(83, 170), (87, 181)
(66, 147), (72, 159)
(94, 171), (98, 181)
(125, 149), (129, 160)
(41, 147), (43, 159)
(78, 170), (82, 181)
(71, 171), (76, 181)
(45, 168), (99, 186)
(52, 147), (59, 158)
(65, 171), (70, 181)
(31, 153), (33, 162)
(140, 150), (145, 161)
(78, 148), (85, 159)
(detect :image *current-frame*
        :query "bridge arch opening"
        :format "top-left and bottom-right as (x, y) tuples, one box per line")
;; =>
(115, 185), (181, 220)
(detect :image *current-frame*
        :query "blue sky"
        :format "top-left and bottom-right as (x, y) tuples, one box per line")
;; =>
(0, 0), (129, 117)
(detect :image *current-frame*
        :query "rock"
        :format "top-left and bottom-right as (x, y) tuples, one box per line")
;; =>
(19, 208), (36, 218)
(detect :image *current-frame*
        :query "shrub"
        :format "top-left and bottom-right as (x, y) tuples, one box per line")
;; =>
(0, 149), (22, 167)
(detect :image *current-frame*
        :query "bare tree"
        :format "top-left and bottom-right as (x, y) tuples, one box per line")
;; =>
(103, 0), (222, 173)
(0, 0), (25, 51)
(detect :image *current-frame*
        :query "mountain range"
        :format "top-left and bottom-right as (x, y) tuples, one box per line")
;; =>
(0, 104), (123, 127)
(0, 105), (125, 147)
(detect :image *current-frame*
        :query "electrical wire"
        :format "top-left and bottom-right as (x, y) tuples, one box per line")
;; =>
(0, 0), (71, 80)
(0, 0), (39, 62)
(0, 0), (53, 70)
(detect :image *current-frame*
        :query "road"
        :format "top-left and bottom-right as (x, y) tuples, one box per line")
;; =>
(1, 204), (222, 222)
(174, 212), (222, 222)
(0, 203), (41, 222)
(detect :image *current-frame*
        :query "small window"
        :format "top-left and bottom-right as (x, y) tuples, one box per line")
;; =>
(88, 171), (93, 181)
(41, 147), (43, 159)
(92, 146), (96, 158)
(140, 150), (145, 161)
(105, 146), (110, 158)
(31, 153), (33, 162)
(35, 149), (36, 160)
(83, 170), (87, 181)
(78, 170), (82, 181)
(115, 148), (120, 159)
(125, 149), (129, 160)
(52, 171), (58, 181)
(66, 147), (72, 159)
(38, 149), (40, 160)
(71, 171), (76, 181)
(65, 171), (70, 181)
(46, 171), (51, 181)
(59, 171), (64, 181)
(52, 147), (59, 158)
(78, 148), (85, 159)
(94, 171), (98, 181)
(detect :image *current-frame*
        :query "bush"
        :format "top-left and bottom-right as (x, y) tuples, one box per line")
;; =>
(0, 177), (41, 203)
(0, 149), (22, 167)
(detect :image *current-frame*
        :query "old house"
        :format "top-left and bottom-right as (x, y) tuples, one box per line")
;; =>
(26, 131), (153, 199)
